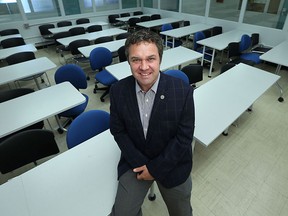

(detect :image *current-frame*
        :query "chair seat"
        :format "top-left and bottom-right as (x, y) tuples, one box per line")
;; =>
(58, 94), (89, 117)
(95, 70), (118, 86)
(240, 53), (262, 64)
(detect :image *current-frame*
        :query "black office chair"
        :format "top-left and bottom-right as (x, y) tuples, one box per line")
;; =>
(0, 88), (44, 144)
(212, 26), (223, 36)
(251, 33), (272, 54)
(6, 51), (50, 89)
(181, 64), (203, 88)
(150, 14), (161, 20)
(68, 39), (90, 73)
(108, 14), (124, 28)
(69, 27), (86, 36)
(120, 12), (130, 17)
(0, 28), (19, 36)
(140, 16), (151, 22)
(53, 31), (71, 64)
(0, 129), (59, 174)
(87, 25), (102, 33)
(1, 37), (25, 48)
(94, 36), (113, 44)
(220, 63), (236, 74)
(116, 32), (131, 40)
(227, 42), (256, 66)
(76, 18), (90, 24)
(117, 45), (127, 62)
(38, 24), (55, 40)
(127, 17), (141, 32)
(57, 20), (72, 27)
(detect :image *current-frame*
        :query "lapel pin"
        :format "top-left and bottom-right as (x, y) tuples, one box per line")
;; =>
(160, 95), (165, 99)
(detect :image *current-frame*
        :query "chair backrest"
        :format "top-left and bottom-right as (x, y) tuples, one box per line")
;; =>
(181, 64), (203, 86)
(212, 26), (222, 36)
(120, 12), (130, 17)
(39, 24), (55, 36)
(54, 64), (87, 90)
(66, 110), (110, 149)
(1, 37), (25, 48)
(172, 22), (180, 29)
(89, 47), (113, 71)
(118, 45), (127, 62)
(161, 23), (173, 32)
(128, 17), (141, 27)
(0, 129), (59, 174)
(140, 16), (151, 22)
(69, 39), (90, 55)
(163, 70), (189, 84)
(6, 51), (35, 65)
(87, 25), (102, 33)
(0, 88), (44, 143)
(228, 42), (241, 59)
(108, 14), (120, 24)
(239, 34), (252, 52)
(151, 14), (161, 20)
(251, 33), (259, 47)
(94, 36), (113, 44)
(0, 28), (19, 36)
(76, 18), (90, 24)
(193, 31), (206, 51)
(57, 20), (72, 27)
(116, 32), (131, 40)
(53, 31), (71, 46)
(69, 27), (86, 36)
(133, 11), (143, 15)
(183, 20), (190, 26)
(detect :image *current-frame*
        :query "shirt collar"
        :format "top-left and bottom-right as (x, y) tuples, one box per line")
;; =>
(135, 73), (160, 94)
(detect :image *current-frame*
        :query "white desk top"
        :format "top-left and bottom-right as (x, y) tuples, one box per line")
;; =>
(260, 40), (288, 67)
(79, 38), (126, 57)
(0, 57), (56, 86)
(106, 46), (203, 80)
(0, 34), (22, 43)
(194, 63), (280, 146)
(0, 44), (37, 60)
(197, 29), (251, 51)
(56, 28), (127, 47)
(49, 21), (108, 34)
(160, 23), (213, 38)
(0, 130), (120, 216)
(0, 82), (86, 138)
(137, 17), (183, 28)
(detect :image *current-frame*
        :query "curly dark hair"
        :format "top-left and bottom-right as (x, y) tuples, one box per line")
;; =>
(125, 29), (164, 62)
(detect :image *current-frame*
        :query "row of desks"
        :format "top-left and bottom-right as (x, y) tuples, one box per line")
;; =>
(0, 63), (280, 216)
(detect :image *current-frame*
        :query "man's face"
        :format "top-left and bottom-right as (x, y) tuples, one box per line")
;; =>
(128, 41), (161, 92)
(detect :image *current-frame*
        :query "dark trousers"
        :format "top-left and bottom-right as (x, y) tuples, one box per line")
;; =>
(110, 169), (193, 216)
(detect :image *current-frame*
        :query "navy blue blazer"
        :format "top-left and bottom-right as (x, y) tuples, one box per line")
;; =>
(110, 73), (195, 188)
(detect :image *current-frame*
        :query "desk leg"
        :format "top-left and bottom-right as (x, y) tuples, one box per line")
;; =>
(172, 37), (175, 48)
(275, 64), (284, 102)
(208, 49), (216, 78)
(165, 36), (168, 48)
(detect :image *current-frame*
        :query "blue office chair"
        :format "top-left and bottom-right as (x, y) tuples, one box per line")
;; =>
(239, 34), (261, 64)
(161, 23), (182, 48)
(89, 47), (118, 102)
(54, 64), (89, 133)
(193, 31), (214, 62)
(66, 110), (110, 149)
(163, 69), (189, 84)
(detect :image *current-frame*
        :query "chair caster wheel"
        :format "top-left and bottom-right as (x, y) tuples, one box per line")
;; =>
(278, 97), (284, 102)
(93, 89), (96, 94)
(100, 98), (105, 102)
(148, 194), (156, 201)
(86, 76), (90, 81)
(222, 132), (228, 136)
(57, 128), (64, 134)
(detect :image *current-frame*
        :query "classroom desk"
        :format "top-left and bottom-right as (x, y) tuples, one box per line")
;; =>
(106, 46), (203, 80)
(0, 44), (37, 60)
(136, 17), (183, 29)
(160, 23), (213, 48)
(0, 82), (86, 139)
(0, 34), (22, 43)
(0, 130), (120, 216)
(49, 21), (108, 34)
(193, 63), (280, 147)
(197, 29), (251, 77)
(259, 40), (288, 102)
(56, 28), (127, 47)
(116, 14), (151, 22)
(0, 57), (56, 87)
(79, 38), (125, 57)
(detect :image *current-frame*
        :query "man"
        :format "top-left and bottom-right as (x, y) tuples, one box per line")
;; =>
(109, 29), (195, 216)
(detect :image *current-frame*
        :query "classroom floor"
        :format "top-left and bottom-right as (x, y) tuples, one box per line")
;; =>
(1, 44), (288, 216)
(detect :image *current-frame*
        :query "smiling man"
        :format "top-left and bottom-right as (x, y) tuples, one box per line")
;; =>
(109, 29), (195, 216)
